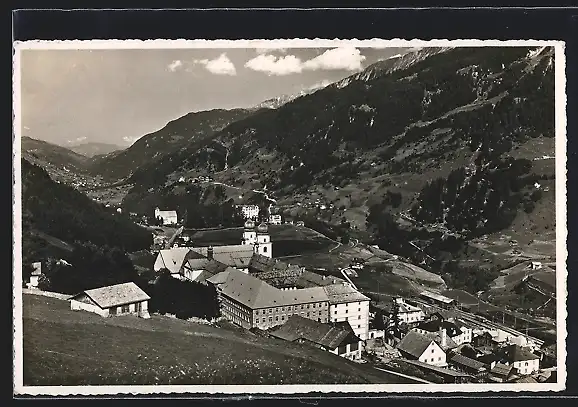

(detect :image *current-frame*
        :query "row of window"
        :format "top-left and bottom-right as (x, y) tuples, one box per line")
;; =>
(257, 313), (327, 325)
(334, 308), (361, 314)
(255, 302), (327, 315)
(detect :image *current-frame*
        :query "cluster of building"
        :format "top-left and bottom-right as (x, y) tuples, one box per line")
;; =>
(380, 297), (554, 383)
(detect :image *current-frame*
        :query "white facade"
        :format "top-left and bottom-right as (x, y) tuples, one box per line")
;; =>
(453, 326), (473, 345)
(513, 358), (540, 376)
(368, 329), (386, 340)
(329, 300), (370, 341)
(155, 207), (178, 225)
(240, 205), (260, 220)
(269, 214), (282, 225)
(395, 298), (425, 324)
(417, 341), (447, 367)
(329, 341), (363, 361)
(255, 231), (273, 258)
(242, 229), (257, 245)
(71, 299), (109, 317)
(70, 296), (150, 319)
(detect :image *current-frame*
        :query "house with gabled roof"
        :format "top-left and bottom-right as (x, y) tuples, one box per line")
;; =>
(268, 315), (363, 360)
(153, 247), (193, 275)
(396, 330), (447, 367)
(501, 344), (540, 376)
(70, 282), (150, 318)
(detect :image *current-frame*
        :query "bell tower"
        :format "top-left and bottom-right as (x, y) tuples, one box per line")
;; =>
(255, 222), (272, 258)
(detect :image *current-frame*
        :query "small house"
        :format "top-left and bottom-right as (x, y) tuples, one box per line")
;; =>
(70, 282), (151, 318)
(154, 207), (178, 225)
(488, 362), (515, 383)
(28, 262), (42, 289)
(396, 330), (447, 367)
(269, 214), (282, 225)
(501, 344), (540, 376)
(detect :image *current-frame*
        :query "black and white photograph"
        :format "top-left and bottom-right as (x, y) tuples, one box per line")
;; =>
(12, 39), (567, 395)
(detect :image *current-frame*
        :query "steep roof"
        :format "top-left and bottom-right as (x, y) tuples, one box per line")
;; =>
(416, 319), (463, 338)
(218, 268), (329, 309)
(206, 269), (233, 285)
(323, 283), (370, 304)
(491, 362), (514, 377)
(396, 331), (439, 359)
(449, 353), (486, 371)
(155, 247), (194, 274)
(248, 253), (277, 273)
(422, 331), (459, 350)
(192, 245), (254, 269)
(76, 282), (150, 309)
(503, 344), (540, 362)
(296, 271), (346, 288)
(269, 315), (360, 349)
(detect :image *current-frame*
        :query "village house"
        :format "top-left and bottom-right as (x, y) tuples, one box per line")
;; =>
(153, 247), (193, 275)
(447, 351), (487, 375)
(488, 362), (515, 383)
(154, 207), (178, 225)
(413, 313), (472, 346)
(396, 330), (447, 367)
(268, 315), (364, 361)
(501, 344), (541, 376)
(70, 282), (150, 318)
(27, 262), (42, 289)
(393, 297), (425, 324)
(269, 214), (282, 225)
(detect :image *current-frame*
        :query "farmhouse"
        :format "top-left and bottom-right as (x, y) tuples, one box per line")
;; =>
(393, 297), (425, 324)
(396, 330), (447, 367)
(28, 262), (42, 289)
(70, 282), (150, 318)
(269, 315), (363, 361)
(154, 207), (178, 225)
(501, 344), (540, 376)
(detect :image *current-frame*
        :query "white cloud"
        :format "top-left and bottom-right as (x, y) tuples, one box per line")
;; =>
(255, 47), (288, 54)
(122, 135), (141, 145)
(244, 54), (303, 76)
(167, 60), (183, 72)
(66, 136), (87, 144)
(193, 53), (237, 76)
(245, 47), (367, 76)
(303, 46), (366, 72)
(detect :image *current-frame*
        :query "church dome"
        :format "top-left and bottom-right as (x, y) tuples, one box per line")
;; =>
(257, 222), (269, 234)
(244, 219), (256, 229)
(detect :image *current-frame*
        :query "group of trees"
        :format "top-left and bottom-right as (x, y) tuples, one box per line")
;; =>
(148, 271), (220, 320)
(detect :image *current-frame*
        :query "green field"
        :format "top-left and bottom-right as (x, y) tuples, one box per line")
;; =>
(22, 294), (415, 386)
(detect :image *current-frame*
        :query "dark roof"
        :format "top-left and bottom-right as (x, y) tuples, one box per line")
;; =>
(503, 344), (540, 362)
(396, 331), (438, 359)
(422, 331), (459, 350)
(416, 318), (463, 337)
(449, 353), (486, 371)
(268, 315), (360, 349)
(248, 253), (277, 273)
(491, 362), (514, 377)
(295, 270), (347, 288)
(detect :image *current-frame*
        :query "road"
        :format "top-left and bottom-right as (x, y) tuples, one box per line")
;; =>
(373, 366), (432, 384)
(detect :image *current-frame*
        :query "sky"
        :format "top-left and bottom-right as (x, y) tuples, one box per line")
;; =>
(19, 46), (405, 147)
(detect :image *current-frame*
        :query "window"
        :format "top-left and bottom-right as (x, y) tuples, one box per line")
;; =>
(109, 307), (117, 316)
(307, 312), (310, 317)
(275, 316), (279, 321)
(345, 310), (348, 314)
(263, 246), (267, 253)
(281, 316), (285, 321)
(121, 305), (129, 313)
(301, 305), (304, 310)
(358, 315), (361, 319)
(525, 362), (528, 366)
(318, 318), (321, 322)
(346, 317), (348, 321)
(335, 311), (337, 314)
(431, 358), (434, 362)
(432, 349), (435, 353)
(269, 309), (272, 314)
(350, 342), (359, 351)
(312, 303), (316, 308)
(358, 325), (361, 328)
(307, 304), (310, 309)
(269, 317), (272, 322)
(338, 345), (347, 355)
(438, 357), (441, 361)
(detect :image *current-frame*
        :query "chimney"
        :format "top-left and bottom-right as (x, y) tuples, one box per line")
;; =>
(439, 326), (447, 348)
(207, 246), (214, 260)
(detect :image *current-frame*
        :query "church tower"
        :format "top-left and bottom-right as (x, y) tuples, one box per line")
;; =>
(242, 219), (257, 246)
(255, 222), (272, 258)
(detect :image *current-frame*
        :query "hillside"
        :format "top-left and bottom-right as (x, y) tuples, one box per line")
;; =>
(21, 158), (152, 265)
(117, 46), (555, 294)
(23, 295), (411, 385)
(89, 108), (255, 181)
(69, 142), (123, 158)
(21, 136), (93, 182)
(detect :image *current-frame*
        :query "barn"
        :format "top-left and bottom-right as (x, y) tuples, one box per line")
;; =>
(70, 282), (151, 318)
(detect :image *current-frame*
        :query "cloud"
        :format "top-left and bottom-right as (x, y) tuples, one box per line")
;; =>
(193, 53), (237, 76)
(167, 60), (183, 72)
(307, 79), (333, 91)
(244, 54), (303, 76)
(245, 47), (367, 75)
(255, 47), (288, 54)
(66, 136), (87, 144)
(302, 46), (366, 72)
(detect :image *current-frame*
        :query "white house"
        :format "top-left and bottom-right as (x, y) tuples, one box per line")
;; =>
(239, 205), (260, 220)
(324, 283), (370, 341)
(503, 344), (540, 376)
(154, 207), (178, 225)
(396, 330), (447, 367)
(269, 214), (282, 225)
(70, 282), (150, 318)
(28, 262), (42, 289)
(394, 297), (425, 324)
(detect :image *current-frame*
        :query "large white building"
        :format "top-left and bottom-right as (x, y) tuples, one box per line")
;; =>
(239, 205), (260, 220)
(325, 283), (371, 341)
(393, 297), (425, 324)
(154, 207), (178, 225)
